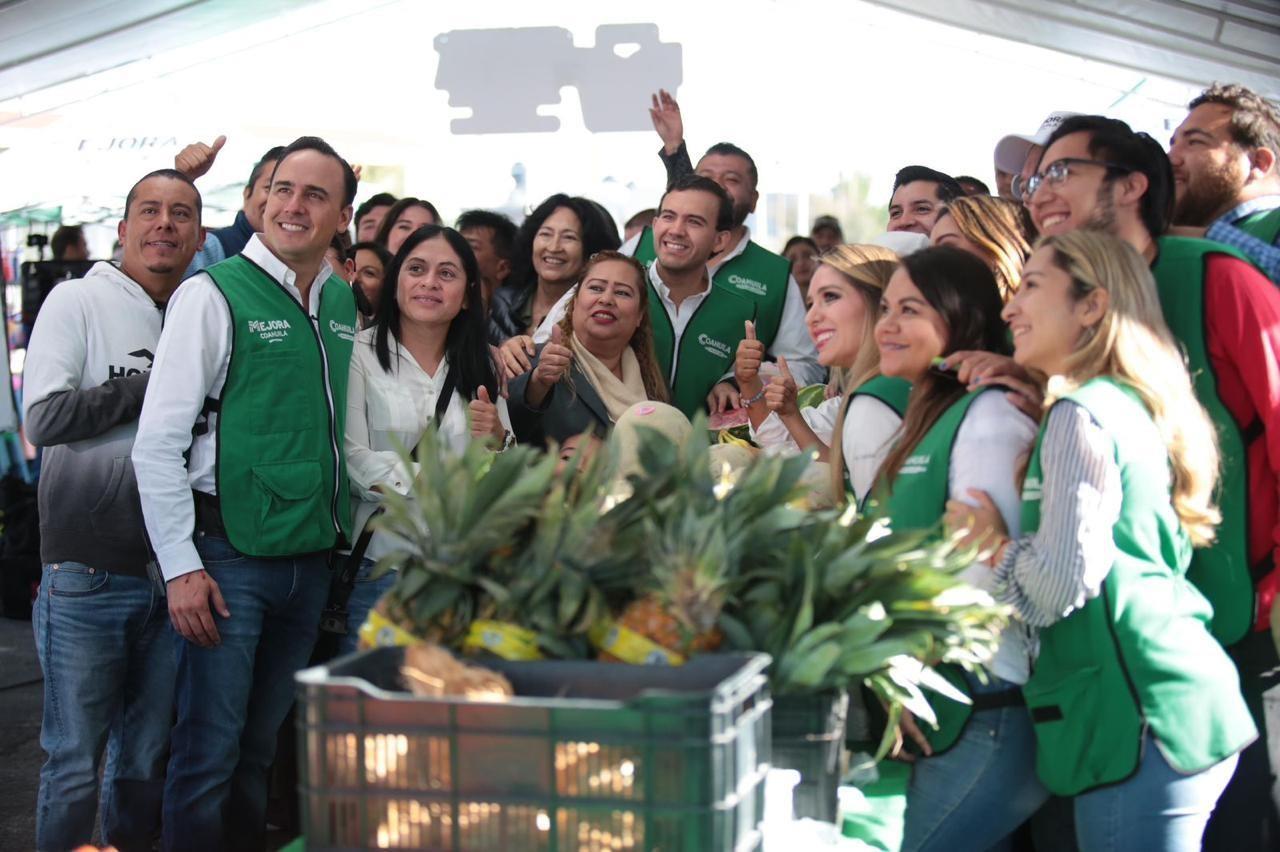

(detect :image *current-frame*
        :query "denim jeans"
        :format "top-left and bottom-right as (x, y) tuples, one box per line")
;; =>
(1075, 732), (1238, 852)
(338, 557), (396, 656)
(162, 532), (328, 852)
(32, 562), (174, 852)
(902, 677), (1048, 852)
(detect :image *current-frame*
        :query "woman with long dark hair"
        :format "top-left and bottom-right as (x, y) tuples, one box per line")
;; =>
(341, 224), (509, 651)
(374, 197), (442, 256)
(868, 246), (1044, 850)
(489, 194), (620, 346)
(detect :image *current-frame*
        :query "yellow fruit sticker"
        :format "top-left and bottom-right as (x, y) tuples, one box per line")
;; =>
(463, 620), (544, 661)
(357, 609), (420, 649)
(589, 619), (686, 666)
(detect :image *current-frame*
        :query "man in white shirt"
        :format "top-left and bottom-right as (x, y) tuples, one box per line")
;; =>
(132, 136), (357, 852)
(24, 168), (204, 852)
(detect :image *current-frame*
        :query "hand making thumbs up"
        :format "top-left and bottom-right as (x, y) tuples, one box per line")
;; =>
(764, 356), (800, 418)
(734, 319), (766, 395)
(533, 324), (574, 388)
(174, 135), (227, 180)
(469, 385), (505, 440)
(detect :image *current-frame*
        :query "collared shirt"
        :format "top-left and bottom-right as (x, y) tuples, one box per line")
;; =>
(132, 234), (339, 581)
(533, 228), (823, 385)
(645, 259), (716, 383)
(345, 328), (510, 562)
(1206, 195), (1280, 282)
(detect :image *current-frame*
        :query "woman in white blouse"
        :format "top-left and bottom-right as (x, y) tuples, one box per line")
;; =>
(341, 224), (510, 652)
(735, 244), (908, 503)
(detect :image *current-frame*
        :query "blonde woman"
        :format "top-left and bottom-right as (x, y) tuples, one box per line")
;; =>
(508, 251), (668, 446)
(734, 244), (909, 502)
(955, 230), (1255, 850)
(929, 194), (1031, 301)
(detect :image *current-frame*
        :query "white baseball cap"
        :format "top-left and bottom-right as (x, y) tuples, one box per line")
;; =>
(871, 230), (931, 256)
(994, 111), (1081, 174)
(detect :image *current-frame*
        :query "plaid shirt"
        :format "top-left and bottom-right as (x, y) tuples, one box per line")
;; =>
(1206, 196), (1280, 282)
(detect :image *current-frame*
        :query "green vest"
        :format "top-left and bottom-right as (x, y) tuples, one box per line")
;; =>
(871, 387), (996, 753)
(1236, 206), (1280, 246)
(644, 262), (758, 418)
(205, 255), (356, 556)
(634, 227), (791, 344)
(1019, 378), (1255, 795)
(850, 374), (911, 416)
(1152, 236), (1258, 645)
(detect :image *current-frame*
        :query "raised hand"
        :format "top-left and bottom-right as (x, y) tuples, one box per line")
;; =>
(532, 325), (573, 388)
(734, 320), (766, 397)
(469, 385), (504, 440)
(174, 135), (226, 180)
(648, 89), (685, 156)
(764, 356), (800, 418)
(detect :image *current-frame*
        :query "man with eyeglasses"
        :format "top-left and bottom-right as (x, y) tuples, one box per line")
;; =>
(1168, 83), (1280, 283)
(1029, 114), (1280, 852)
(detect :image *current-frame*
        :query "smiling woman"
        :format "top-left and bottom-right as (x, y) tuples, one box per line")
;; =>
(507, 250), (667, 447)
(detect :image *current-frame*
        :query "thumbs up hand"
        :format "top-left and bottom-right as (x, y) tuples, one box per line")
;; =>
(533, 325), (574, 389)
(469, 385), (504, 441)
(734, 319), (766, 396)
(175, 135), (227, 180)
(764, 356), (799, 418)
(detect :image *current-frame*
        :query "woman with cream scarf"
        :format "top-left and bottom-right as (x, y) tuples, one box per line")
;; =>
(508, 251), (669, 446)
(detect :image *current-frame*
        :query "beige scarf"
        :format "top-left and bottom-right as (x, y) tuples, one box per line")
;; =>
(569, 333), (648, 422)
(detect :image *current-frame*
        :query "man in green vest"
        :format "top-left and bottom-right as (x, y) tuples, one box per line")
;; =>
(133, 136), (358, 852)
(1024, 114), (1280, 852)
(646, 88), (822, 402)
(1168, 83), (1280, 284)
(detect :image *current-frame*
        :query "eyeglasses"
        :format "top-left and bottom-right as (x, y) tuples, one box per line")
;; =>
(1023, 158), (1133, 200)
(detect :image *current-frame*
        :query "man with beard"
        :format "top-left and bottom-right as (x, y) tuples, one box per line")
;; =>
(1026, 114), (1280, 852)
(24, 169), (204, 851)
(1169, 83), (1280, 283)
(645, 88), (821, 401)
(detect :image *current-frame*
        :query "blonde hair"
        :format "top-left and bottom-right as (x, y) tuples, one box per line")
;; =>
(936, 195), (1030, 302)
(1040, 230), (1221, 546)
(557, 251), (669, 403)
(817, 243), (900, 503)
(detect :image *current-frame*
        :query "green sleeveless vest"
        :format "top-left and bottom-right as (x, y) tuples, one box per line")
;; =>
(850, 375), (911, 416)
(1019, 378), (1255, 795)
(634, 227), (791, 345)
(1236, 206), (1280, 246)
(644, 262), (758, 418)
(871, 387), (997, 753)
(1152, 236), (1258, 645)
(205, 255), (356, 556)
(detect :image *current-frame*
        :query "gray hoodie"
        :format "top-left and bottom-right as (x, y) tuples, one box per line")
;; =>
(23, 262), (161, 576)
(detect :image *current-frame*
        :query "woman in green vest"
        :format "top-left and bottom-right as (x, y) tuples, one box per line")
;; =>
(342, 224), (511, 653)
(735, 243), (909, 503)
(957, 230), (1255, 850)
(870, 246), (1045, 851)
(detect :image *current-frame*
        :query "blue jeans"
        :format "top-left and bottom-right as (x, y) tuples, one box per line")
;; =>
(1075, 732), (1238, 851)
(338, 557), (396, 656)
(162, 532), (328, 852)
(32, 562), (174, 852)
(903, 677), (1048, 852)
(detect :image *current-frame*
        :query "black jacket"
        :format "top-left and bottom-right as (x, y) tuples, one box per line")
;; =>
(507, 344), (610, 447)
(488, 283), (533, 345)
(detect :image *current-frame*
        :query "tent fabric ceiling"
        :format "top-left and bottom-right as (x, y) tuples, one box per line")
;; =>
(864, 0), (1280, 99)
(0, 0), (319, 104)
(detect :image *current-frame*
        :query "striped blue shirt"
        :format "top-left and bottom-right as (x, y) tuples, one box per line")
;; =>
(1205, 195), (1280, 282)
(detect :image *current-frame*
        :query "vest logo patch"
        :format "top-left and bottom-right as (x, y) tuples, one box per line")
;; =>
(900, 453), (929, 475)
(248, 318), (291, 343)
(697, 333), (731, 360)
(726, 273), (767, 297)
(1023, 475), (1042, 502)
(328, 319), (357, 342)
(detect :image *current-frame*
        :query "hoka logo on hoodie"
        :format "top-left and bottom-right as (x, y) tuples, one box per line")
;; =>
(108, 348), (154, 379)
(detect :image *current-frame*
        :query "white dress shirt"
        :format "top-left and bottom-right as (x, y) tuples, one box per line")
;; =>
(345, 327), (511, 562)
(751, 393), (902, 503)
(532, 229), (822, 385)
(132, 235), (341, 581)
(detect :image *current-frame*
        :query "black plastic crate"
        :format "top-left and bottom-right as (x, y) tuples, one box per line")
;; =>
(295, 648), (772, 851)
(770, 691), (849, 822)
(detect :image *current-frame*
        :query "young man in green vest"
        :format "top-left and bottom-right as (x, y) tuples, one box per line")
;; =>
(133, 136), (358, 852)
(1025, 115), (1280, 852)
(1168, 83), (1280, 283)
(646, 88), (821, 401)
